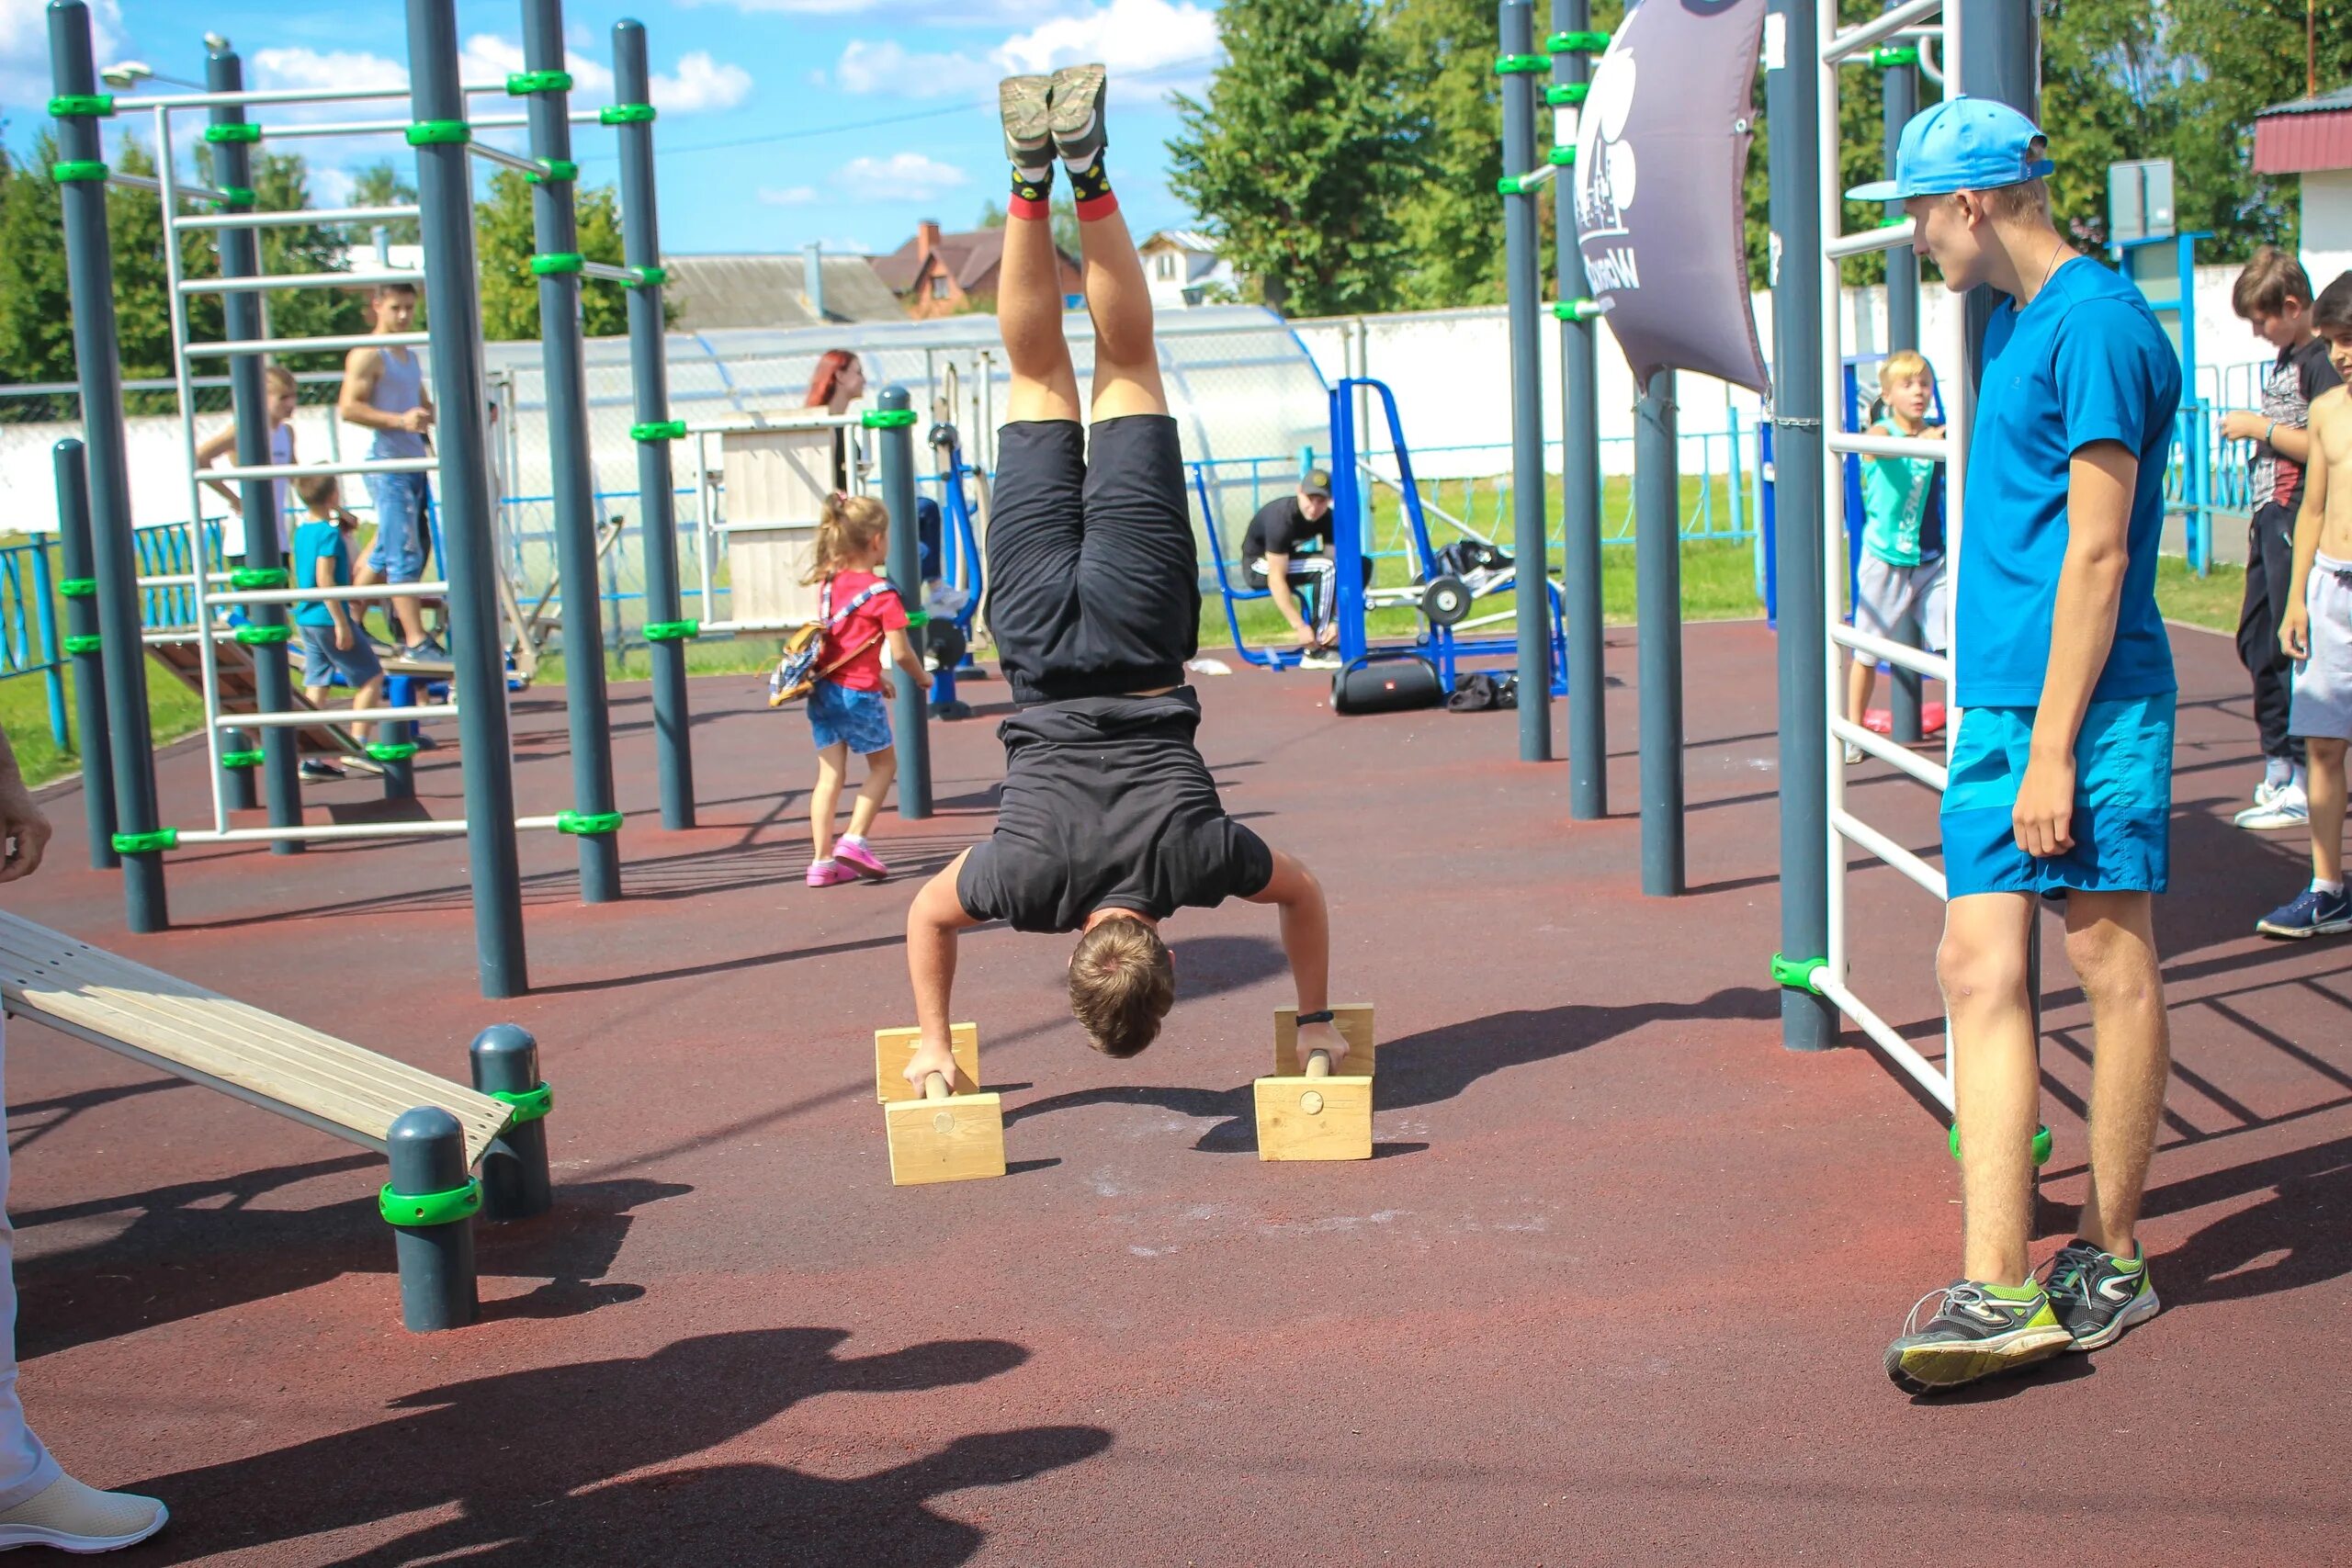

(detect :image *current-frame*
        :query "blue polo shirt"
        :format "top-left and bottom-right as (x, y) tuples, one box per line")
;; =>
(291, 518), (350, 628)
(1957, 256), (2179, 708)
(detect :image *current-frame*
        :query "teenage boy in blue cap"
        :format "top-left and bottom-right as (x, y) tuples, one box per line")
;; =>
(1849, 98), (2181, 1395)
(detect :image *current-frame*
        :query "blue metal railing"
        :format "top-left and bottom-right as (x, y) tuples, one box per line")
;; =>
(0, 538), (70, 750)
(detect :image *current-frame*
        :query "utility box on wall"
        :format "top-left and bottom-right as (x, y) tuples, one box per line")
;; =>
(2108, 158), (2177, 245)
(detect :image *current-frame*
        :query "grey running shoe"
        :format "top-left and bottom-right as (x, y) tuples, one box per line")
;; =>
(1000, 74), (1052, 168)
(1883, 1280), (2071, 1394)
(2042, 1239), (2161, 1350)
(1048, 62), (1108, 164)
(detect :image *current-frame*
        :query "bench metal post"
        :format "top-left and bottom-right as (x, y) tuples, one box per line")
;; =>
(409, 0), (528, 997)
(51, 2), (166, 931)
(378, 680), (417, 799)
(1635, 369), (1685, 897)
(384, 1106), (478, 1332)
(470, 1023), (551, 1220)
(1554, 0), (1606, 818)
(209, 47), (306, 854)
(51, 441), (117, 871)
(877, 387), (933, 819)
(1500, 0), (1554, 761)
(522, 0), (621, 905)
(614, 18), (695, 830)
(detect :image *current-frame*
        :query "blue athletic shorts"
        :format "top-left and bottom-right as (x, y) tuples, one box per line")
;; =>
(1940, 693), (2174, 898)
(808, 680), (893, 755)
(300, 624), (384, 689)
(365, 470), (433, 583)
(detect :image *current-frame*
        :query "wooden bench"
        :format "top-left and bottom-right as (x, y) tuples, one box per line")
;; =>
(0, 911), (551, 1331)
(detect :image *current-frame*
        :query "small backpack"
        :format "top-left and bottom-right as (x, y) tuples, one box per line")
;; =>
(767, 576), (897, 708)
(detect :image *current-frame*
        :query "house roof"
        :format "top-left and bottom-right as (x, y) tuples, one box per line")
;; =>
(870, 227), (1013, 295)
(1142, 229), (1220, 255)
(2254, 83), (2352, 175)
(2258, 83), (2352, 118)
(658, 254), (905, 331)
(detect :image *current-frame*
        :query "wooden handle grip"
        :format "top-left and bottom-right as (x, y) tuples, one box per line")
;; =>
(1306, 1049), (1331, 1078)
(924, 1070), (950, 1100)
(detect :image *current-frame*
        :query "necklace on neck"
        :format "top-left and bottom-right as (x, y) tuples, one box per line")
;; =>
(2030, 237), (2070, 300)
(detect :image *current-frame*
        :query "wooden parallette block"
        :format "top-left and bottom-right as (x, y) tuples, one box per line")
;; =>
(885, 1073), (1006, 1187)
(1253, 1057), (1374, 1162)
(1272, 1003), (1376, 1077)
(875, 1022), (980, 1103)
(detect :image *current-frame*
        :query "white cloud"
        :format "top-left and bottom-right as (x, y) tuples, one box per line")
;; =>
(835, 152), (968, 199)
(251, 35), (743, 120)
(678, 0), (895, 15)
(0, 0), (120, 104)
(247, 45), (411, 96)
(836, 0), (1217, 97)
(835, 39), (995, 100)
(758, 185), (819, 206)
(651, 51), (752, 113)
(310, 164), (357, 208)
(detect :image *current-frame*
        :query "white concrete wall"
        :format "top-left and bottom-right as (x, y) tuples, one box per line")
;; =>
(2300, 170), (2352, 283)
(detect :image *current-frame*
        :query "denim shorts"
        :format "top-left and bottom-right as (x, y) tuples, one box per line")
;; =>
(1940, 692), (2174, 898)
(808, 680), (893, 754)
(300, 624), (385, 689)
(365, 470), (433, 583)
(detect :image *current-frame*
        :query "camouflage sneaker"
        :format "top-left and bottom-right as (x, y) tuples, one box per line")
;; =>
(1048, 62), (1108, 164)
(1000, 74), (1052, 168)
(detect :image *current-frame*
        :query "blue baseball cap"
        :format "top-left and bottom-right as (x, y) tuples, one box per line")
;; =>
(1846, 96), (2054, 203)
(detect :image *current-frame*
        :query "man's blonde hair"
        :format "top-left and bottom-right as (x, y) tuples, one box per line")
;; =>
(1879, 349), (1932, 390)
(1068, 917), (1175, 1058)
(1975, 141), (2052, 223)
(264, 365), (298, 397)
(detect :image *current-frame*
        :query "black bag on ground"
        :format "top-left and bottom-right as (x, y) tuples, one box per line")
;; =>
(1332, 654), (1444, 715)
(1445, 672), (1521, 713)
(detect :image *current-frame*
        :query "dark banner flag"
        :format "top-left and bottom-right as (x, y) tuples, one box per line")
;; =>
(1570, 0), (1770, 392)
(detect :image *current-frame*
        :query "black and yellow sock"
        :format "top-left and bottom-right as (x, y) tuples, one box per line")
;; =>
(1010, 160), (1054, 220)
(1065, 152), (1114, 220)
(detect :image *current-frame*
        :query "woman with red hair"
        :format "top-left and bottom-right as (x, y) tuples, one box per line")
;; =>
(806, 349), (869, 493)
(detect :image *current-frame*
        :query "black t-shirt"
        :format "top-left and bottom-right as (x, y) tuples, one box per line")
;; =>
(956, 689), (1273, 933)
(2255, 336), (2344, 517)
(1241, 497), (1333, 562)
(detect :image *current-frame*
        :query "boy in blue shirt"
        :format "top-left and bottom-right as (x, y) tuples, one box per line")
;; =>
(1849, 100), (2178, 1394)
(290, 474), (383, 783)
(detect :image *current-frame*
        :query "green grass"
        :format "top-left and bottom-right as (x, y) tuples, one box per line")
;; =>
(1, 655), (207, 791)
(2154, 555), (2243, 635)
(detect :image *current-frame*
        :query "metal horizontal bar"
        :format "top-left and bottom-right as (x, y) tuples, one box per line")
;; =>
(1832, 806), (1949, 900)
(107, 172), (240, 206)
(1830, 716), (1950, 791)
(1826, 430), (1950, 461)
(1826, 218), (1917, 259)
(1829, 622), (1951, 682)
(1814, 973), (1952, 1113)
(203, 457), (435, 483)
(713, 520), (817, 537)
(468, 141), (542, 175)
(186, 331), (429, 358)
(695, 617), (797, 636)
(123, 82), (515, 110)
(1824, 0), (1944, 62)
(1506, 164), (1557, 192)
(254, 118), (412, 141)
(687, 412), (865, 436)
(578, 260), (637, 285)
(212, 705), (457, 728)
(175, 204), (421, 232)
(181, 270), (424, 295)
(204, 581), (451, 606)
(177, 814), (567, 845)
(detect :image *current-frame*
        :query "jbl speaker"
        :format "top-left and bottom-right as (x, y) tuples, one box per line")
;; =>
(1331, 654), (1443, 715)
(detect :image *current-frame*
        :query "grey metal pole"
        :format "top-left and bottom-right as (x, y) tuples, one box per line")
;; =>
(470, 1023), (552, 1221)
(1500, 0), (1553, 762)
(408, 0), (528, 996)
(383, 1106), (479, 1332)
(1767, 0), (1835, 1049)
(1882, 34), (1926, 745)
(1634, 370), (1684, 896)
(613, 18), (694, 830)
(50, 2), (165, 931)
(51, 439), (116, 871)
(1552, 0), (1604, 816)
(209, 48), (306, 854)
(519, 0), (621, 905)
(876, 388), (933, 818)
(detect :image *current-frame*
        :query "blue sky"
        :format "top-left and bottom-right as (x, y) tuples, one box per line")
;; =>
(1, 0), (1223, 255)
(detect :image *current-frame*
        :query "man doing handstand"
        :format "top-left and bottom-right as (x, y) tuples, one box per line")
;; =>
(899, 65), (1345, 1089)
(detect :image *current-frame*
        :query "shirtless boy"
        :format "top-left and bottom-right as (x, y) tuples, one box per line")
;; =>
(898, 67), (1345, 1089)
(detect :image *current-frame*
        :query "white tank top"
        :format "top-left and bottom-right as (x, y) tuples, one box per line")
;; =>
(368, 346), (428, 460)
(220, 422), (294, 558)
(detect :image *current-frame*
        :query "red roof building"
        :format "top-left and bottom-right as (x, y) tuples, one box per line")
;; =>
(869, 221), (1082, 321)
(2253, 85), (2352, 270)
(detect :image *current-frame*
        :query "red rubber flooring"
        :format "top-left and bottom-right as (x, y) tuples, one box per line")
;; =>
(7, 620), (2349, 1565)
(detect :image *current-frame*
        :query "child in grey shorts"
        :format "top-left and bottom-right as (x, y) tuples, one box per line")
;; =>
(289, 474), (383, 781)
(1846, 350), (1949, 760)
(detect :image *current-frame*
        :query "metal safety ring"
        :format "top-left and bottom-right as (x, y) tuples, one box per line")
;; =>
(378, 1179), (482, 1228)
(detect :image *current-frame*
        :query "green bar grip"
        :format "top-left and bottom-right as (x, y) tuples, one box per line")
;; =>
(629, 265), (668, 287)
(1547, 145), (1577, 166)
(379, 1179), (482, 1228)
(599, 103), (657, 125)
(530, 252), (585, 276)
(1552, 298), (1604, 322)
(631, 420), (686, 442)
(229, 567), (288, 591)
(1769, 953), (1826, 993)
(59, 577), (97, 599)
(1494, 53), (1552, 74)
(641, 619), (700, 642)
(1547, 29), (1610, 51)
(50, 160), (107, 183)
(1546, 83), (1589, 106)
(860, 408), (919, 430)
(1950, 1122), (2053, 1167)
(406, 119), (472, 146)
(527, 158), (579, 184)
(202, 122), (262, 144)
(63, 633), (102, 654)
(111, 828), (178, 854)
(367, 741), (421, 762)
(219, 748), (265, 769)
(904, 610), (931, 629)
(1872, 45), (1920, 66)
(232, 624), (292, 646)
(47, 94), (114, 118)
(556, 809), (624, 836)
(505, 69), (575, 95)
(1497, 175), (1526, 196)
(215, 185), (256, 208)
(490, 1083), (554, 1124)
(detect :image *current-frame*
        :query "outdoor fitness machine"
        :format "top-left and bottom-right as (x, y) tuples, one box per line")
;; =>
(47, 0), (700, 996)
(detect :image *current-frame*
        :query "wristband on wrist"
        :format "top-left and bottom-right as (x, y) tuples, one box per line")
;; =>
(2264, 419), (2278, 447)
(1295, 1009), (1336, 1026)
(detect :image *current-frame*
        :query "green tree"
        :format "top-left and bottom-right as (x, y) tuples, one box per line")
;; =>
(476, 169), (639, 340)
(975, 190), (1081, 255)
(2169, 0), (2352, 258)
(0, 136), (78, 418)
(251, 151), (367, 377)
(1167, 0), (1417, 316)
(349, 160), (422, 243)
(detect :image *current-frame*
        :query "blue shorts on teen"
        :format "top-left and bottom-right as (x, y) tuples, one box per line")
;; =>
(808, 679), (893, 755)
(1941, 254), (2181, 899)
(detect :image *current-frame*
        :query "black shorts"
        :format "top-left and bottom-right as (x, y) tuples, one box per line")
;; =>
(985, 415), (1200, 705)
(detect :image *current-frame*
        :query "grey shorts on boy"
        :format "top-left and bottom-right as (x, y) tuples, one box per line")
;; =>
(2290, 553), (2352, 741)
(1854, 554), (1949, 651)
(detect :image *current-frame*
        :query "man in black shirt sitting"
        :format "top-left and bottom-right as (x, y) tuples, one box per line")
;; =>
(899, 65), (1345, 1088)
(1241, 470), (1366, 667)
